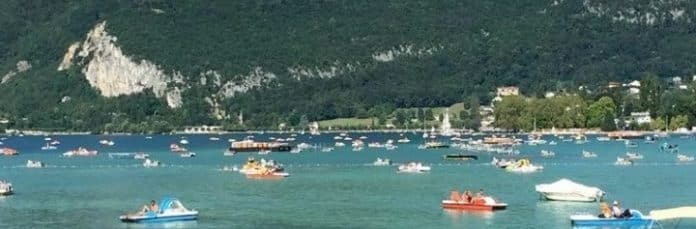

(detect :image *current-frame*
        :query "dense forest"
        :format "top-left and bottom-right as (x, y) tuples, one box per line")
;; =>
(2, 0), (696, 132)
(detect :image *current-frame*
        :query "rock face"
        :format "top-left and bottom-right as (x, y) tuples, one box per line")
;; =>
(1, 60), (32, 84)
(59, 21), (182, 108)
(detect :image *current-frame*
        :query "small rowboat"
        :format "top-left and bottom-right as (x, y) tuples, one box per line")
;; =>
(442, 197), (507, 211)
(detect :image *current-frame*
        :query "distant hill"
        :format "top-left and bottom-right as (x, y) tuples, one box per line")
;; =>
(1, 0), (696, 132)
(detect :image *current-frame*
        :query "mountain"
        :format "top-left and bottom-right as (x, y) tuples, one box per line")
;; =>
(1, 0), (696, 132)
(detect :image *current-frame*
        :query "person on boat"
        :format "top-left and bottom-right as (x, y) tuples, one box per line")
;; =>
(450, 189), (462, 202)
(461, 190), (472, 203)
(139, 200), (159, 214)
(597, 202), (612, 218)
(476, 189), (484, 198)
(611, 201), (632, 218)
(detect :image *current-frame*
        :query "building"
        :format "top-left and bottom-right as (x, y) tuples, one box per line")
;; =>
(628, 112), (652, 125)
(626, 80), (641, 88)
(493, 86), (519, 102)
(627, 87), (640, 95)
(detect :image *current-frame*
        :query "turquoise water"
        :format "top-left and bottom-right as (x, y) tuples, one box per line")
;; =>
(1, 133), (695, 228)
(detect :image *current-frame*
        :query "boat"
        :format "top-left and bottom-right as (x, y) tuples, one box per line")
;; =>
(179, 139), (189, 145)
(180, 152), (196, 158)
(359, 136), (368, 140)
(373, 158), (392, 166)
(50, 140), (61, 145)
(239, 157), (289, 178)
(582, 150), (598, 158)
(548, 141), (557, 145)
(596, 136), (611, 142)
(63, 147), (97, 157)
(423, 141), (449, 149)
(625, 140), (638, 148)
(442, 191), (507, 211)
(296, 142), (312, 150)
(343, 137), (353, 141)
(0, 180), (13, 196)
(41, 143), (57, 150)
(491, 157), (514, 168)
(26, 160), (45, 168)
(443, 154), (478, 161)
(540, 150), (555, 158)
(143, 159), (161, 167)
(352, 146), (363, 152)
(397, 137), (410, 143)
(99, 140), (115, 146)
(660, 142), (679, 153)
(367, 142), (385, 148)
(290, 148), (301, 154)
(440, 109), (455, 136)
(574, 133), (588, 144)
(644, 136), (656, 144)
(351, 140), (364, 148)
(482, 136), (516, 145)
(0, 147), (19, 156)
(320, 147), (334, 152)
(505, 159), (543, 173)
(677, 154), (694, 162)
(209, 137), (220, 141)
(109, 152), (136, 159)
(119, 197), (198, 223)
(170, 144), (188, 152)
(535, 179), (604, 202)
(333, 136), (343, 140)
(257, 149), (271, 155)
(385, 144), (397, 150)
(570, 210), (653, 227)
(615, 157), (634, 166)
(626, 152), (644, 160)
(334, 142), (346, 147)
(134, 153), (150, 160)
(228, 140), (293, 154)
(397, 162), (430, 173)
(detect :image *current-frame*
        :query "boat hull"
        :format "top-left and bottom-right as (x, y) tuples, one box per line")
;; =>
(539, 192), (599, 202)
(570, 217), (653, 227)
(442, 201), (507, 211)
(120, 213), (198, 223)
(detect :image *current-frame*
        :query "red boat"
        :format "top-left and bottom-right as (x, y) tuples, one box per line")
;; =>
(442, 196), (507, 211)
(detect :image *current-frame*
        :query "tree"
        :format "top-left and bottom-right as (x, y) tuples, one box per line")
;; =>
(669, 115), (688, 130)
(600, 113), (617, 131)
(587, 97), (616, 128)
(493, 96), (526, 131)
(639, 73), (663, 117)
(650, 117), (666, 131)
(394, 110), (408, 127)
(424, 109), (434, 121)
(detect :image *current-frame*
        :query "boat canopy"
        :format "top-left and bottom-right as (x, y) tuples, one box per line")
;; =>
(535, 179), (604, 197)
(158, 197), (187, 212)
(650, 207), (696, 221)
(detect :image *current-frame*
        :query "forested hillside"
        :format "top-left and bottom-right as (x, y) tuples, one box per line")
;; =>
(2, 0), (696, 132)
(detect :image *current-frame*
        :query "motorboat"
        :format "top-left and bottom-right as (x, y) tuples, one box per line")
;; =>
(351, 140), (364, 148)
(535, 179), (604, 202)
(385, 144), (397, 150)
(296, 142), (312, 150)
(143, 159), (161, 167)
(660, 142), (679, 153)
(99, 140), (115, 146)
(677, 154), (694, 162)
(443, 154), (478, 161)
(0, 180), (13, 196)
(170, 144), (187, 153)
(625, 140), (638, 148)
(644, 136), (656, 144)
(134, 153), (150, 160)
(320, 147), (334, 152)
(109, 153), (136, 159)
(505, 159), (543, 173)
(334, 142), (346, 147)
(359, 136), (368, 140)
(333, 136), (343, 140)
(41, 143), (58, 150)
(367, 142), (385, 148)
(180, 152), (196, 158)
(442, 196), (507, 211)
(423, 141), (449, 149)
(596, 136), (611, 142)
(119, 197), (198, 223)
(50, 140), (61, 145)
(239, 158), (289, 178)
(548, 141), (557, 145)
(582, 150), (598, 158)
(63, 147), (97, 157)
(257, 150), (271, 155)
(290, 148), (301, 154)
(570, 210), (653, 227)
(615, 157), (634, 166)
(491, 157), (514, 168)
(343, 137), (353, 141)
(352, 146), (364, 152)
(626, 152), (644, 160)
(26, 160), (45, 168)
(373, 158), (392, 166)
(397, 137), (410, 143)
(209, 137), (220, 141)
(397, 162), (430, 173)
(179, 139), (189, 145)
(540, 150), (555, 158)
(0, 147), (19, 156)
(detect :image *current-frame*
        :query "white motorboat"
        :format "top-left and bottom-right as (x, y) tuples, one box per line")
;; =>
(352, 146), (363, 152)
(548, 141), (557, 145)
(134, 153), (150, 160)
(385, 144), (397, 150)
(257, 150), (271, 155)
(296, 142), (312, 150)
(596, 136), (611, 142)
(373, 158), (391, 166)
(143, 159), (161, 167)
(99, 139), (115, 146)
(180, 152), (196, 158)
(491, 157), (514, 168)
(320, 147), (334, 152)
(505, 159), (543, 173)
(615, 157), (633, 166)
(582, 150), (597, 158)
(359, 136), (368, 140)
(333, 136), (343, 140)
(397, 137), (410, 143)
(209, 137), (220, 141)
(26, 160), (45, 168)
(626, 152), (644, 160)
(343, 137), (353, 141)
(0, 180), (13, 196)
(677, 154), (694, 162)
(63, 147), (98, 157)
(535, 179), (605, 202)
(334, 142), (346, 147)
(540, 150), (555, 158)
(625, 140), (638, 148)
(397, 162), (430, 173)
(290, 148), (301, 154)
(179, 139), (189, 145)
(50, 140), (61, 145)
(367, 142), (385, 148)
(41, 143), (57, 150)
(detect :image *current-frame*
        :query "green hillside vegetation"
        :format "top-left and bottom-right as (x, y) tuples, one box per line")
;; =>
(2, 1), (696, 132)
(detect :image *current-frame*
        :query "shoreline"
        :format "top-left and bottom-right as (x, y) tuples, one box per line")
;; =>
(2, 129), (692, 136)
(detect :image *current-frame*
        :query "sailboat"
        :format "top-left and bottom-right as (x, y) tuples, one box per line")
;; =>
(440, 109), (454, 137)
